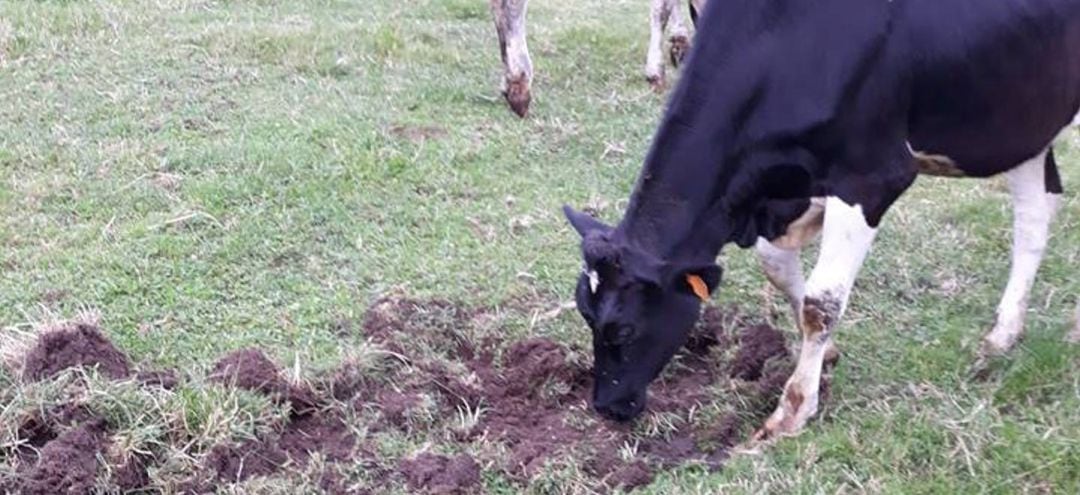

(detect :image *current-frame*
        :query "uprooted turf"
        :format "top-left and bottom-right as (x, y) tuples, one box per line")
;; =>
(0, 302), (805, 493)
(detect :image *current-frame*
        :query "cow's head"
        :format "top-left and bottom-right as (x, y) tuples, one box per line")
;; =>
(563, 206), (721, 421)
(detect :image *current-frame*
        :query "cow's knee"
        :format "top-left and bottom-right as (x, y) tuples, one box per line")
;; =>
(801, 292), (842, 338)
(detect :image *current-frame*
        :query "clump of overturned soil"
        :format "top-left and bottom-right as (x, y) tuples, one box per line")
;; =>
(202, 348), (358, 482)
(22, 323), (131, 381)
(3, 299), (820, 493)
(20, 420), (109, 495)
(399, 453), (481, 494)
(207, 439), (289, 482)
(730, 324), (790, 380)
(209, 348), (317, 414)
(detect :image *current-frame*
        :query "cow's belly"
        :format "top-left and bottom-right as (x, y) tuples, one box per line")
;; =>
(902, 0), (1080, 176)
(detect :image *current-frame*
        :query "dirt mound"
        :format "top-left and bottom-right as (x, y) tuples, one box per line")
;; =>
(1, 299), (824, 493)
(207, 439), (288, 482)
(730, 324), (790, 380)
(20, 420), (108, 495)
(399, 453), (481, 494)
(279, 413), (356, 462)
(22, 323), (131, 381)
(209, 348), (317, 414)
(111, 455), (151, 492)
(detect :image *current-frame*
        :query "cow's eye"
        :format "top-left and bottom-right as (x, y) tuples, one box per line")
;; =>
(608, 325), (634, 345)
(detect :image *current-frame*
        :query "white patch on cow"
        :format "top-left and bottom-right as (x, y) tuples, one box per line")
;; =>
(983, 149), (1059, 354)
(587, 269), (600, 293)
(1072, 109), (1080, 127)
(757, 197), (877, 439)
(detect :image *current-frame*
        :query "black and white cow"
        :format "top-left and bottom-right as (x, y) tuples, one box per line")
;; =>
(489, 0), (708, 117)
(563, 0), (1080, 439)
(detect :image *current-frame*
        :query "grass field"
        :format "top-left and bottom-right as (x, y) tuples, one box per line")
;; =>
(1, 0), (1079, 493)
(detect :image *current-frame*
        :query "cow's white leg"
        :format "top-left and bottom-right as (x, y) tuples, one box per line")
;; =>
(646, 0), (674, 90)
(1068, 303), (1080, 343)
(982, 150), (1059, 354)
(756, 197), (877, 439)
(490, 0), (532, 117)
(667, 0), (691, 67)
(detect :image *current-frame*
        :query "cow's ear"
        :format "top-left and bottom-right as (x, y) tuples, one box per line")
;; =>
(563, 205), (612, 238)
(674, 263), (722, 301)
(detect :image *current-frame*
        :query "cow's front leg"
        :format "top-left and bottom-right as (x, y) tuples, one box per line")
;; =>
(490, 0), (532, 117)
(755, 204), (841, 366)
(755, 197), (878, 439)
(667, 0), (691, 67)
(646, 0), (674, 90)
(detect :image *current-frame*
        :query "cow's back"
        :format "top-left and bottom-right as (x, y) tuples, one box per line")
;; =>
(901, 0), (1080, 175)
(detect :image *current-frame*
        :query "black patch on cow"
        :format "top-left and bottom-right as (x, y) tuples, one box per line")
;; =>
(1045, 147), (1064, 195)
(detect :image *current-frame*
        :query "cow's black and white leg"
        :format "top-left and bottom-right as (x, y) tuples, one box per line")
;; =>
(756, 197), (878, 439)
(754, 198), (840, 364)
(982, 149), (1061, 354)
(490, 0), (532, 117)
(667, 0), (691, 67)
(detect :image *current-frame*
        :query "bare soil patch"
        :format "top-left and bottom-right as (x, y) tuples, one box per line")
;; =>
(2, 301), (820, 492)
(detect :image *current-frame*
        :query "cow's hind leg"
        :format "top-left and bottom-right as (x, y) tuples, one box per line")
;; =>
(755, 197), (878, 439)
(646, 0), (674, 90)
(982, 149), (1060, 354)
(667, 0), (691, 67)
(490, 0), (532, 117)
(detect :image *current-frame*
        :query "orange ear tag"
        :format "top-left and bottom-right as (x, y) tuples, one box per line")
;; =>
(686, 274), (710, 302)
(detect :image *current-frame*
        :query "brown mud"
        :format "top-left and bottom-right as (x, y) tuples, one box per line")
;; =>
(22, 323), (130, 381)
(3, 300), (825, 493)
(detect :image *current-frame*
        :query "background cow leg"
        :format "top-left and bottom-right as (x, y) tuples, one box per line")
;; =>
(756, 197), (877, 439)
(982, 150), (1059, 354)
(646, 0), (674, 90)
(490, 0), (532, 117)
(1069, 303), (1080, 343)
(667, 0), (691, 67)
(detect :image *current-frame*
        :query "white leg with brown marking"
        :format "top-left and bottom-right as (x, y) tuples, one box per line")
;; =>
(646, 0), (674, 90)
(756, 197), (877, 439)
(490, 0), (533, 117)
(982, 150), (1059, 354)
(667, 0), (691, 67)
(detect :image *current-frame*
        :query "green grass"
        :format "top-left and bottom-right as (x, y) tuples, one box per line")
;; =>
(2, 0), (1079, 492)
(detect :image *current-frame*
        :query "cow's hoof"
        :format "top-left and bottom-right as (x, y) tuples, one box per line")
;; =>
(753, 384), (817, 442)
(823, 341), (841, 370)
(503, 74), (531, 118)
(646, 74), (666, 92)
(669, 35), (690, 67)
(981, 322), (1021, 356)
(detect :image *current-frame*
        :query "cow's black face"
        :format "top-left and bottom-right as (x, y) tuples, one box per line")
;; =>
(563, 206), (721, 422)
